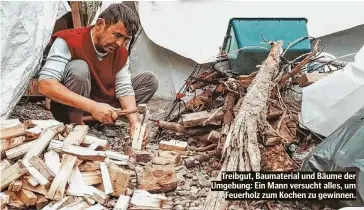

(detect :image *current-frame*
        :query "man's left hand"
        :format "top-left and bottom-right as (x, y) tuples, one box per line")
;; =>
(129, 121), (149, 148)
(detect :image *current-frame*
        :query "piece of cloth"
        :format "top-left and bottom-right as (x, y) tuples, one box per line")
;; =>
(50, 59), (158, 124)
(51, 26), (128, 104)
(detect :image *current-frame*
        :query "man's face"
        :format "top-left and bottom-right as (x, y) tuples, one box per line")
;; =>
(94, 19), (132, 53)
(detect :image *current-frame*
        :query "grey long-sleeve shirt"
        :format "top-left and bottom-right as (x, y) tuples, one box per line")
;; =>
(38, 33), (135, 98)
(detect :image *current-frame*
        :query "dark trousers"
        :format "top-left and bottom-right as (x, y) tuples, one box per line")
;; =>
(50, 60), (158, 124)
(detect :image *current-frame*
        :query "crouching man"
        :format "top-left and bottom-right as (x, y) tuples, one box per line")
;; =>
(38, 3), (157, 142)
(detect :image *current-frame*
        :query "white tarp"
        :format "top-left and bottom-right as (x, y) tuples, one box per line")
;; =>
(300, 44), (364, 137)
(138, 1), (364, 64)
(0, 1), (70, 120)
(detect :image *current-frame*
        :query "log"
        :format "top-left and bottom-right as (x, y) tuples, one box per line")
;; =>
(159, 140), (188, 151)
(114, 195), (130, 210)
(137, 164), (177, 193)
(44, 150), (61, 174)
(0, 123), (26, 139)
(100, 162), (113, 194)
(203, 41), (284, 210)
(15, 189), (37, 206)
(62, 144), (106, 161)
(46, 154), (77, 200)
(181, 108), (224, 128)
(63, 125), (88, 146)
(108, 163), (131, 197)
(125, 147), (151, 163)
(0, 161), (27, 190)
(29, 156), (55, 180)
(8, 180), (22, 192)
(4, 191), (24, 209)
(82, 135), (109, 149)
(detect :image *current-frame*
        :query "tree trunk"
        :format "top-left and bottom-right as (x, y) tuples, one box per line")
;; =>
(202, 41), (283, 210)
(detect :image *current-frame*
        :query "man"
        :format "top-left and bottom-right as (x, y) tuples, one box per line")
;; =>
(38, 3), (157, 141)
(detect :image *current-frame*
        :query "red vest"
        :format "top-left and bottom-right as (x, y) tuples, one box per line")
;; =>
(52, 26), (128, 104)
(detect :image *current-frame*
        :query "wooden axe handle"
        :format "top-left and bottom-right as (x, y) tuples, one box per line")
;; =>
(82, 107), (138, 122)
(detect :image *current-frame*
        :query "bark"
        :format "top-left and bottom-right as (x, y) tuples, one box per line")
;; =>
(202, 41), (283, 210)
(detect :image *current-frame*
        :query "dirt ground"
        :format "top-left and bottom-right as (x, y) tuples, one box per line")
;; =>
(8, 96), (335, 210)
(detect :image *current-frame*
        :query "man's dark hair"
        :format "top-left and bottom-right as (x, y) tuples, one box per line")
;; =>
(98, 3), (139, 36)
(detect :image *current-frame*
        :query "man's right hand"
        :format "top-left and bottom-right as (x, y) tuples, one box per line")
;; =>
(90, 102), (118, 123)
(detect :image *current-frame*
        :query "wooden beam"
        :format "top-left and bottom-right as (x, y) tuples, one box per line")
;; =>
(81, 170), (102, 186)
(23, 124), (64, 161)
(44, 150), (61, 174)
(62, 144), (106, 161)
(29, 155), (55, 180)
(46, 154), (77, 200)
(15, 189), (37, 206)
(108, 163), (131, 197)
(8, 180), (22, 192)
(114, 195), (130, 210)
(63, 125), (88, 146)
(0, 161), (27, 190)
(0, 159), (11, 172)
(100, 162), (113, 194)
(5, 141), (35, 159)
(159, 140), (188, 151)
(0, 123), (26, 139)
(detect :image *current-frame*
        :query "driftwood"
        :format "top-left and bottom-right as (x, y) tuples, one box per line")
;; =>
(203, 41), (283, 210)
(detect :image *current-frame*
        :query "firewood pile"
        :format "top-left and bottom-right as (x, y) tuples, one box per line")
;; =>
(0, 120), (177, 210)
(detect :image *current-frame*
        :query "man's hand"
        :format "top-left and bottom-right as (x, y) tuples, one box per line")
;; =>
(129, 121), (149, 147)
(90, 102), (118, 123)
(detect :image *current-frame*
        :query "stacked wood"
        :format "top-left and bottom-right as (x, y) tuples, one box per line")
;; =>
(0, 121), (138, 209)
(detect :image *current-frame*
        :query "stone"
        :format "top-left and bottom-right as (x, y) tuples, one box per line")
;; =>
(174, 205), (184, 210)
(105, 129), (117, 137)
(176, 166), (187, 176)
(191, 186), (199, 194)
(165, 192), (176, 196)
(197, 188), (208, 197)
(185, 173), (194, 179)
(176, 190), (188, 196)
(192, 176), (199, 181)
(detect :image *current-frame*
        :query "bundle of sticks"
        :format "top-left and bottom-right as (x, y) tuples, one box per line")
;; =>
(151, 40), (330, 209)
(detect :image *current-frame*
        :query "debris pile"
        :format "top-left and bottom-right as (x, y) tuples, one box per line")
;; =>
(0, 119), (175, 210)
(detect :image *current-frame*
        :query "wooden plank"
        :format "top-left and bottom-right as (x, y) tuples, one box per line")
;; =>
(36, 195), (48, 210)
(159, 140), (188, 151)
(114, 195), (130, 210)
(4, 191), (24, 209)
(5, 140), (35, 159)
(15, 189), (37, 206)
(0, 159), (11, 172)
(0, 123), (26, 139)
(1, 136), (25, 158)
(81, 170), (102, 186)
(0, 161), (27, 190)
(8, 180), (22, 192)
(48, 140), (63, 153)
(297, 72), (329, 87)
(44, 150), (61, 174)
(23, 124), (64, 161)
(86, 203), (108, 210)
(46, 154), (77, 200)
(83, 135), (109, 149)
(22, 159), (49, 186)
(100, 162), (113, 194)
(29, 156), (55, 180)
(22, 181), (48, 195)
(79, 161), (100, 172)
(63, 125), (88, 146)
(62, 145), (106, 161)
(108, 163), (131, 197)
(181, 108), (224, 127)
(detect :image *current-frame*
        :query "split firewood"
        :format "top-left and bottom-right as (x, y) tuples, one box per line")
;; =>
(86, 186), (110, 205)
(267, 104), (284, 120)
(181, 108), (224, 128)
(41, 196), (75, 210)
(5, 140), (35, 159)
(132, 104), (149, 150)
(79, 161), (101, 172)
(0, 123), (26, 139)
(125, 147), (151, 163)
(63, 125), (88, 146)
(82, 135), (109, 150)
(108, 163), (131, 197)
(184, 149), (221, 168)
(48, 140), (63, 153)
(129, 189), (172, 209)
(114, 195), (130, 210)
(0, 159), (11, 172)
(137, 164), (177, 193)
(1, 136), (26, 158)
(44, 150), (61, 174)
(188, 71), (219, 92)
(159, 140), (188, 151)
(22, 181), (48, 195)
(4, 191), (24, 209)
(22, 175), (39, 187)
(86, 203), (108, 210)
(81, 170), (102, 186)
(0, 193), (10, 209)
(15, 189), (37, 206)
(36, 195), (48, 210)
(1, 161), (27, 190)
(237, 71), (258, 88)
(47, 154), (77, 200)
(84, 197), (96, 206)
(58, 200), (90, 210)
(185, 88), (213, 112)
(152, 150), (182, 166)
(100, 162), (113, 194)
(151, 120), (219, 136)
(105, 150), (129, 162)
(62, 144), (106, 161)
(29, 155), (56, 180)
(8, 180), (22, 192)
(203, 41), (284, 210)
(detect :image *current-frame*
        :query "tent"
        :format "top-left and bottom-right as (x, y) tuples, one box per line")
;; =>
(1, 1), (364, 120)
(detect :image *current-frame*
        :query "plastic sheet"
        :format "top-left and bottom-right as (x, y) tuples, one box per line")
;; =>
(301, 107), (364, 207)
